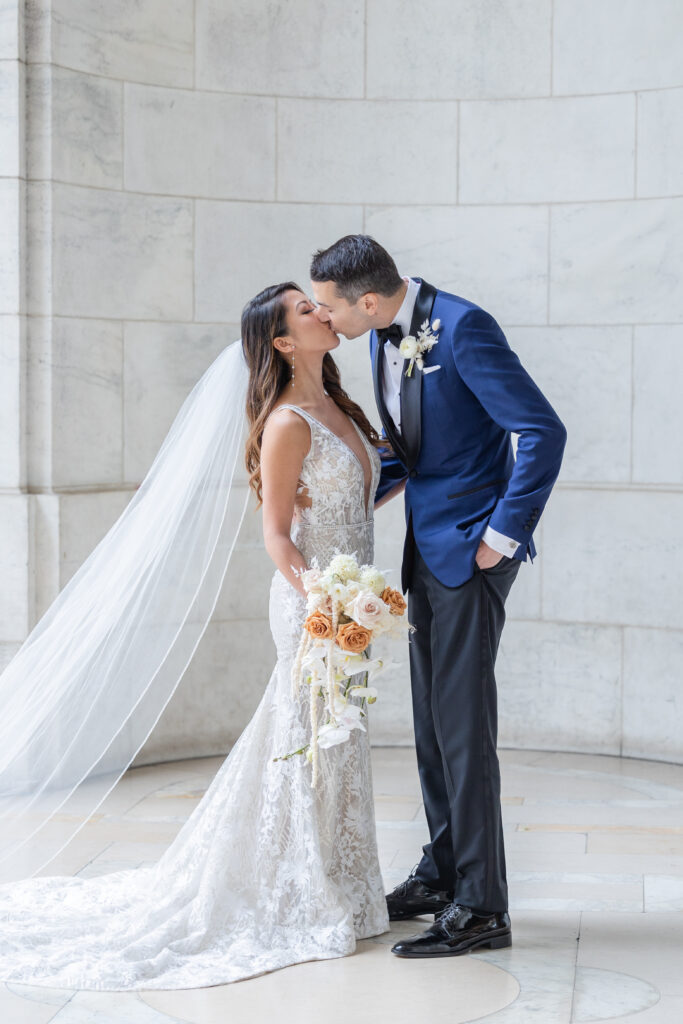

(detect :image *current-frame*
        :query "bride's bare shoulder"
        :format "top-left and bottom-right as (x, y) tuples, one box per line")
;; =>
(262, 404), (311, 458)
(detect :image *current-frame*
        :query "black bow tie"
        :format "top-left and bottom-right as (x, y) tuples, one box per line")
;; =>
(377, 323), (403, 348)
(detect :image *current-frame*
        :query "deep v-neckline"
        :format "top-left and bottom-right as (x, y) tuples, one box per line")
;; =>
(284, 406), (374, 518)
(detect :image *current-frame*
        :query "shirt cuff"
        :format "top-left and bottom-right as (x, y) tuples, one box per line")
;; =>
(482, 525), (520, 557)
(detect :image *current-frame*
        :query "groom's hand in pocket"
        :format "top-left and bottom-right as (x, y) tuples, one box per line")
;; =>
(475, 540), (504, 570)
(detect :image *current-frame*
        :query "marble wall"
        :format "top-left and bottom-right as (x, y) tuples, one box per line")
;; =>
(2, 0), (682, 764)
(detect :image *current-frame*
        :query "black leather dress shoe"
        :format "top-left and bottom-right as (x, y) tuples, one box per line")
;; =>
(391, 903), (511, 957)
(385, 869), (453, 921)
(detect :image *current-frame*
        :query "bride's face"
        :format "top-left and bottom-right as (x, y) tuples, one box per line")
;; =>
(277, 289), (341, 355)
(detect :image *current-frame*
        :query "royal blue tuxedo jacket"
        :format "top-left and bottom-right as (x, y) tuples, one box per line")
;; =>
(370, 279), (567, 589)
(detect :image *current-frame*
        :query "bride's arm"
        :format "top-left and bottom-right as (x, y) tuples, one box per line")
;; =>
(373, 436), (407, 510)
(374, 478), (407, 510)
(260, 409), (311, 595)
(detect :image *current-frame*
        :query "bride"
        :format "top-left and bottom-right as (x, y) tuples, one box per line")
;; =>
(0, 281), (399, 989)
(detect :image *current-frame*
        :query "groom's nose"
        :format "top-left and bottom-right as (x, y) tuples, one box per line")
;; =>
(315, 305), (331, 324)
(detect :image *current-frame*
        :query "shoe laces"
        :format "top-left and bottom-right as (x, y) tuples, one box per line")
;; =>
(436, 902), (465, 927)
(388, 863), (419, 898)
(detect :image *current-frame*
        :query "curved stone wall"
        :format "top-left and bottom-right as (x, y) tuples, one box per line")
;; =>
(1, 1), (681, 763)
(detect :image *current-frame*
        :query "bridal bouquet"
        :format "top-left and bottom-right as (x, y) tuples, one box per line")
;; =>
(277, 553), (410, 787)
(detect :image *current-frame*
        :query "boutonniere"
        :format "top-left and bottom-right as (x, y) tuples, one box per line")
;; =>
(399, 318), (441, 377)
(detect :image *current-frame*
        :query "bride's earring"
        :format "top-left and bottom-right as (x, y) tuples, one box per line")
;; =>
(290, 346), (295, 388)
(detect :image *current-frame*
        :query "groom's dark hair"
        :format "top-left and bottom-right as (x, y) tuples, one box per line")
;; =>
(310, 235), (403, 303)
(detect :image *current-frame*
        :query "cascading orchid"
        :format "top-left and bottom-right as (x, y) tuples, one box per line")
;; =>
(276, 552), (410, 786)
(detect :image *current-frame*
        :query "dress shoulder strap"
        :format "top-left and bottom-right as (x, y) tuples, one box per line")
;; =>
(273, 404), (316, 428)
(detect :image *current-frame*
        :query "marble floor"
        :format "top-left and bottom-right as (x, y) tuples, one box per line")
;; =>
(3, 746), (683, 1024)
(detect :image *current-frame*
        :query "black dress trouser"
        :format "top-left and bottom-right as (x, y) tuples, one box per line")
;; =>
(406, 535), (520, 915)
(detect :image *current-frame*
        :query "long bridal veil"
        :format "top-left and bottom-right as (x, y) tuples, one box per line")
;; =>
(0, 340), (249, 884)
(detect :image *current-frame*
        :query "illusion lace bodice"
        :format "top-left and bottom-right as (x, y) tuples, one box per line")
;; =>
(269, 404), (381, 660)
(282, 402), (380, 554)
(0, 402), (388, 991)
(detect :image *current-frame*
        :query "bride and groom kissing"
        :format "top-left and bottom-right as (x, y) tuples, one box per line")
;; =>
(308, 235), (566, 958)
(0, 233), (566, 990)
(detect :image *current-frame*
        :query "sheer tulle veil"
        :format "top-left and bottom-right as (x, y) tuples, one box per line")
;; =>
(0, 340), (249, 883)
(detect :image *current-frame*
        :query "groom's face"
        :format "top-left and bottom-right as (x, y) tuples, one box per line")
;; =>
(311, 280), (374, 340)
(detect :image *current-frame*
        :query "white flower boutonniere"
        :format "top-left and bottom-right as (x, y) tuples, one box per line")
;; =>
(399, 318), (441, 377)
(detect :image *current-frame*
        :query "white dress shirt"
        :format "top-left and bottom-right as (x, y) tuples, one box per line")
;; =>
(379, 277), (520, 558)
(380, 276), (420, 433)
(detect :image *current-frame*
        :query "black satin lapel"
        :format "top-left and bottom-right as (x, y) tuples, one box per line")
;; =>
(409, 279), (438, 338)
(372, 331), (406, 464)
(400, 280), (438, 471)
(399, 368), (420, 472)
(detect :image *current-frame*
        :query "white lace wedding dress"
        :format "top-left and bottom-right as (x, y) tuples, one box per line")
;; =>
(0, 404), (389, 990)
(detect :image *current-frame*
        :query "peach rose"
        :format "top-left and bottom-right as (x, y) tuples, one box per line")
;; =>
(304, 610), (334, 640)
(336, 621), (372, 653)
(381, 587), (407, 616)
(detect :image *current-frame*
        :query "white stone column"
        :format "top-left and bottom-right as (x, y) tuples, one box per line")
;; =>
(0, 1), (28, 670)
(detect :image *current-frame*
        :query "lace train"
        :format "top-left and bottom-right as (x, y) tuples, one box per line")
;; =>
(0, 403), (389, 990)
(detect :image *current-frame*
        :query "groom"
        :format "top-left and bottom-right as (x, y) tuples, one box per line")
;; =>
(311, 235), (566, 957)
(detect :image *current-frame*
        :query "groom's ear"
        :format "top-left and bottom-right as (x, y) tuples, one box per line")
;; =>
(359, 292), (379, 316)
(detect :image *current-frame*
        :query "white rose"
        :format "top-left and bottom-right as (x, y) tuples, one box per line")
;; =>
(301, 567), (323, 594)
(399, 336), (418, 360)
(351, 591), (387, 629)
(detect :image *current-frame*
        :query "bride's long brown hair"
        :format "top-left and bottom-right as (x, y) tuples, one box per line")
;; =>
(242, 282), (384, 506)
